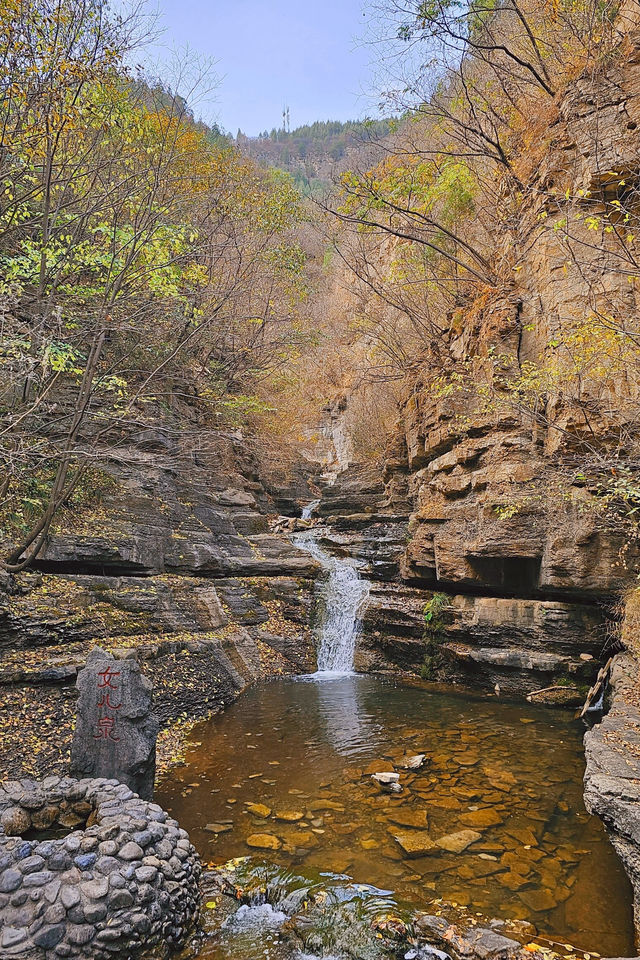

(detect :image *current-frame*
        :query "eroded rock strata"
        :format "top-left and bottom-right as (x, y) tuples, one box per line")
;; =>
(311, 25), (640, 698)
(584, 652), (640, 942)
(0, 434), (318, 782)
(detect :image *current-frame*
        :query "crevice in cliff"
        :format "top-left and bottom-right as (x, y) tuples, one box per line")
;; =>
(401, 572), (617, 607)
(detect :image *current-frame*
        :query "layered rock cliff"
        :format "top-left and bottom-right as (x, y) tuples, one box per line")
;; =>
(0, 429), (319, 780)
(312, 13), (640, 700)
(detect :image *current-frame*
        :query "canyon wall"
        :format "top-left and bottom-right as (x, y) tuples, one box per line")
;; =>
(0, 430), (319, 780)
(318, 17), (640, 700)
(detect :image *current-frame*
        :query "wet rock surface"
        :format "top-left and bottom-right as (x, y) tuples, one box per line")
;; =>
(584, 651), (640, 942)
(0, 776), (200, 958)
(310, 461), (607, 698)
(357, 583), (602, 698)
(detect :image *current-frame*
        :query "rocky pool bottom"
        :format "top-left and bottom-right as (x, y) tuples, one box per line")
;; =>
(157, 675), (635, 959)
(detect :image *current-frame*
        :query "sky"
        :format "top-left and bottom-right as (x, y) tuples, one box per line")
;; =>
(146, 0), (380, 136)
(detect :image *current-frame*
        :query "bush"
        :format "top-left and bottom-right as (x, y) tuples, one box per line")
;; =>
(420, 592), (451, 680)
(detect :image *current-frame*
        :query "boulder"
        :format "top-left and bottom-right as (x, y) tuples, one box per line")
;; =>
(70, 647), (158, 800)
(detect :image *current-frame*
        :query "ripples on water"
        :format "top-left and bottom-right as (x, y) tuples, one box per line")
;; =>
(157, 675), (634, 957)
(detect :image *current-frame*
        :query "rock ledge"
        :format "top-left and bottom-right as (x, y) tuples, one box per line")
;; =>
(584, 651), (640, 941)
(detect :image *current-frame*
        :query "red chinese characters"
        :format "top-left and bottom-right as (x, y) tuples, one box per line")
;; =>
(94, 666), (121, 742)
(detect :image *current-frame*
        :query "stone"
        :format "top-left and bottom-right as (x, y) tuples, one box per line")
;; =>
(82, 877), (109, 899)
(372, 772), (403, 793)
(436, 830), (482, 854)
(19, 855), (45, 875)
(32, 806), (60, 831)
(74, 853), (97, 870)
(108, 889), (135, 909)
(204, 823), (233, 834)
(395, 754), (426, 770)
(44, 880), (61, 903)
(132, 829), (153, 848)
(67, 925), (96, 946)
(246, 834), (282, 850)
(83, 901), (108, 923)
(32, 925), (65, 949)
(307, 800), (345, 812)
(70, 646), (159, 801)
(1, 807), (31, 836)
(23, 870), (53, 887)
(273, 810), (304, 822)
(519, 888), (558, 912)
(119, 841), (144, 861)
(371, 772), (400, 784)
(0, 869), (23, 893)
(460, 808), (504, 828)
(387, 810), (429, 829)
(246, 803), (271, 818)
(60, 885), (81, 909)
(98, 840), (119, 856)
(392, 830), (439, 858)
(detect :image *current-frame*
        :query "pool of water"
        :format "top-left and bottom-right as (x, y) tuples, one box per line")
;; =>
(157, 674), (634, 957)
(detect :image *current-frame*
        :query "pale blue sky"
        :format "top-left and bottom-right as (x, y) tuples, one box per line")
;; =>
(150, 0), (379, 136)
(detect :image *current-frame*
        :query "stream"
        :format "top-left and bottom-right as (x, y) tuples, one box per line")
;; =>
(157, 519), (634, 959)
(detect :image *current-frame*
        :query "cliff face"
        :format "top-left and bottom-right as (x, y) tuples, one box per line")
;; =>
(0, 429), (319, 779)
(317, 19), (640, 700)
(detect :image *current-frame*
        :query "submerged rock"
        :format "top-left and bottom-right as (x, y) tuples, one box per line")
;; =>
(460, 808), (504, 828)
(436, 829), (482, 854)
(392, 829), (438, 857)
(396, 754), (427, 770)
(388, 810), (429, 829)
(273, 809), (304, 822)
(246, 833), (281, 850)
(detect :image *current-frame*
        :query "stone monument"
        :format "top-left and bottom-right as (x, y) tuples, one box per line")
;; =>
(70, 646), (158, 799)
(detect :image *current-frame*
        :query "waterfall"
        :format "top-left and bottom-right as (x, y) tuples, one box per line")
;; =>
(292, 508), (370, 675)
(301, 499), (320, 520)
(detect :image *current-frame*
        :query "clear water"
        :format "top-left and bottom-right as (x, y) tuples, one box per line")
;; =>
(157, 675), (634, 957)
(291, 530), (370, 674)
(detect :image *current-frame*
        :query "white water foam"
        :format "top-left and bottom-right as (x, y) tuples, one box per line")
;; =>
(301, 499), (320, 520)
(292, 514), (370, 675)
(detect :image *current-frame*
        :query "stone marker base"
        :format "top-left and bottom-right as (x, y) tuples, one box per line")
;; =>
(0, 776), (200, 958)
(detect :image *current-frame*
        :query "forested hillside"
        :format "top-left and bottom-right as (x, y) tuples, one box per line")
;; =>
(0, 0), (313, 571)
(238, 118), (394, 193)
(4, 1), (640, 957)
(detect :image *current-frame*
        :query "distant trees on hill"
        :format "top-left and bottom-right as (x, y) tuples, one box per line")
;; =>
(237, 119), (395, 193)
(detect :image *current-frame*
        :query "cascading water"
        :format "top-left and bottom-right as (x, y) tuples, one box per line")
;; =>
(301, 499), (320, 521)
(292, 502), (370, 675)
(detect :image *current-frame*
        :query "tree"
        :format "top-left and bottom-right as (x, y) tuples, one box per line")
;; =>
(0, 0), (309, 570)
